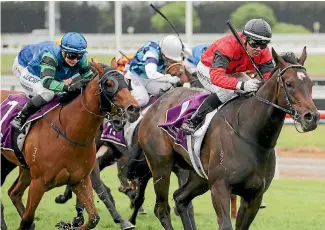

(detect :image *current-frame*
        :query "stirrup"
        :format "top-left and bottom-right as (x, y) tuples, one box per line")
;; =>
(11, 117), (26, 130)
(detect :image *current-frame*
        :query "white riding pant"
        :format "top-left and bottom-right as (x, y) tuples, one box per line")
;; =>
(125, 70), (173, 107)
(20, 68), (55, 102)
(12, 56), (25, 78)
(197, 61), (250, 103)
(184, 59), (197, 75)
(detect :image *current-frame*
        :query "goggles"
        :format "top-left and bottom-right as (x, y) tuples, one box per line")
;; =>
(247, 37), (269, 49)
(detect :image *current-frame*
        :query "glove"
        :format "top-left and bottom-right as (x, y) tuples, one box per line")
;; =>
(237, 78), (261, 92)
(64, 79), (90, 92)
(166, 75), (181, 85)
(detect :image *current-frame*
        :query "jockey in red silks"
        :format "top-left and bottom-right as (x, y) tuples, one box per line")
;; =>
(181, 18), (275, 134)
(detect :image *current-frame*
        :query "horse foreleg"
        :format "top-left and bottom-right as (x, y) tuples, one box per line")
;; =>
(8, 167), (31, 218)
(54, 184), (73, 204)
(230, 194), (237, 218)
(210, 180), (233, 230)
(71, 196), (85, 227)
(235, 195), (263, 230)
(90, 163), (134, 230)
(129, 173), (151, 225)
(71, 176), (99, 230)
(19, 178), (45, 230)
(174, 170), (209, 230)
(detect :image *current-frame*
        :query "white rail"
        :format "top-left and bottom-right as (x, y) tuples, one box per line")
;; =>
(2, 34), (325, 55)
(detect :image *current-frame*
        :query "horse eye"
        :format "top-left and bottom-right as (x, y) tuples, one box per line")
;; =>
(177, 72), (182, 77)
(286, 82), (293, 88)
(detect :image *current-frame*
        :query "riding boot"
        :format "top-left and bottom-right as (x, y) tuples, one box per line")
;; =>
(11, 95), (48, 130)
(181, 93), (223, 135)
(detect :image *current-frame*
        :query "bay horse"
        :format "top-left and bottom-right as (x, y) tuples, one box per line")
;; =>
(138, 47), (320, 230)
(52, 59), (201, 227)
(0, 61), (141, 230)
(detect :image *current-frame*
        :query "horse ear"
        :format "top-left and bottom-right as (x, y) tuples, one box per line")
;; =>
(111, 57), (118, 70)
(91, 59), (104, 76)
(272, 47), (286, 68)
(298, 46), (307, 66)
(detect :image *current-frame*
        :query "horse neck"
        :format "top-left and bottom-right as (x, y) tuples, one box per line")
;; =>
(239, 71), (286, 149)
(61, 76), (103, 143)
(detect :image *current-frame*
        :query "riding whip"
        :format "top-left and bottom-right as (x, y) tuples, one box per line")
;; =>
(118, 50), (131, 61)
(150, 3), (185, 50)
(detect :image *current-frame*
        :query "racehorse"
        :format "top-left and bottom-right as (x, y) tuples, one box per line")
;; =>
(0, 60), (140, 230)
(137, 47), (320, 230)
(51, 58), (199, 228)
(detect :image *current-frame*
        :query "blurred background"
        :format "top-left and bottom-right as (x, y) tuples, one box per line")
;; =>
(1, 1), (324, 229)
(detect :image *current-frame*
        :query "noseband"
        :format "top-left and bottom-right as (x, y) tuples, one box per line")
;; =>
(253, 64), (306, 131)
(163, 62), (184, 74)
(223, 64), (307, 150)
(81, 69), (128, 122)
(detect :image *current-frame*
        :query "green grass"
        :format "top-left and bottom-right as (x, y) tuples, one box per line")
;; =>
(1, 54), (325, 76)
(277, 124), (325, 149)
(2, 167), (325, 230)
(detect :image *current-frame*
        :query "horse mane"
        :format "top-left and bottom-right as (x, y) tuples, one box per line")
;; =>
(269, 52), (299, 78)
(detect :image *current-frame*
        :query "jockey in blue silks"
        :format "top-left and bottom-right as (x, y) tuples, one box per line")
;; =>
(11, 32), (93, 130)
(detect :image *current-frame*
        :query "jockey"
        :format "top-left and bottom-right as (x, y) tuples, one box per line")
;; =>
(12, 35), (64, 78)
(181, 18), (274, 134)
(124, 35), (183, 107)
(183, 44), (210, 75)
(12, 41), (54, 78)
(11, 32), (93, 130)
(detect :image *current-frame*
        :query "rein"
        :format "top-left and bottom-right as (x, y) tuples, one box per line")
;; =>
(223, 64), (307, 149)
(45, 69), (128, 146)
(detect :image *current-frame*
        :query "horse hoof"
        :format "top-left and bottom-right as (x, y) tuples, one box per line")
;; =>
(72, 216), (84, 227)
(138, 206), (147, 215)
(55, 221), (72, 230)
(173, 206), (179, 216)
(120, 220), (135, 230)
(260, 201), (267, 209)
(55, 195), (69, 204)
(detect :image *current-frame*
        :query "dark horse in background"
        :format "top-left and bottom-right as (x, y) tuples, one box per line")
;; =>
(138, 47), (320, 230)
(52, 60), (204, 228)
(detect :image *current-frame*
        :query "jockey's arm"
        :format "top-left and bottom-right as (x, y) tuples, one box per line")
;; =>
(40, 52), (67, 92)
(210, 51), (242, 90)
(78, 57), (93, 79)
(143, 51), (166, 80)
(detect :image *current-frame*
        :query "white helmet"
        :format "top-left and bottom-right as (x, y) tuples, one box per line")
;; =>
(159, 35), (183, 62)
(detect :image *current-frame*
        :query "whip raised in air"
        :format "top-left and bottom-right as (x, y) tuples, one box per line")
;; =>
(150, 3), (184, 50)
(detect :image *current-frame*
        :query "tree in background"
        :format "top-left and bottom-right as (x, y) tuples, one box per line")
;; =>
(151, 2), (201, 33)
(60, 2), (101, 33)
(1, 1), (45, 33)
(230, 3), (277, 29)
(273, 23), (311, 34)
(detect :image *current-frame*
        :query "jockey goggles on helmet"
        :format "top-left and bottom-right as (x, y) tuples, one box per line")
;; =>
(246, 37), (269, 49)
(64, 52), (83, 60)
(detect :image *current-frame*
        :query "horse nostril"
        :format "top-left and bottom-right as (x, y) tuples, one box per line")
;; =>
(303, 112), (314, 122)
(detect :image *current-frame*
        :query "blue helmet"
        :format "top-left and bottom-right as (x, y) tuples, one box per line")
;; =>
(60, 32), (87, 54)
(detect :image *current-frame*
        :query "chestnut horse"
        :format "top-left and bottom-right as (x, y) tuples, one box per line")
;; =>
(0, 61), (140, 230)
(52, 58), (199, 228)
(138, 47), (320, 230)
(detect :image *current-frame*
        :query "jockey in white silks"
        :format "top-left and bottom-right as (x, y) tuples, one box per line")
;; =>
(124, 35), (183, 107)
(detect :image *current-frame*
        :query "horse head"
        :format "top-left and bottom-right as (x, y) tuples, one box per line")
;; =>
(260, 47), (319, 132)
(164, 61), (187, 87)
(90, 59), (140, 124)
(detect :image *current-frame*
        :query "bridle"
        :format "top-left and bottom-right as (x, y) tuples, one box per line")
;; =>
(223, 63), (307, 150)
